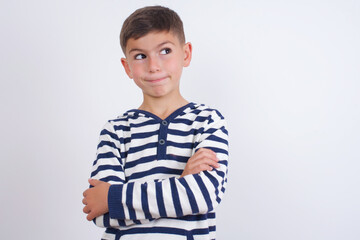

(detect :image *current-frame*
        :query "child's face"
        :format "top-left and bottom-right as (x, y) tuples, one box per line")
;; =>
(121, 31), (192, 100)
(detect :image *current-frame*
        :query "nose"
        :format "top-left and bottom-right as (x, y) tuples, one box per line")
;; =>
(148, 56), (161, 73)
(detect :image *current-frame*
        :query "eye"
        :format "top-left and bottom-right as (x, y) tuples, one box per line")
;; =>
(135, 54), (146, 60)
(160, 48), (172, 55)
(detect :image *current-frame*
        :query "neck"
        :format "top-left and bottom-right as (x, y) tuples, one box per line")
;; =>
(139, 92), (189, 120)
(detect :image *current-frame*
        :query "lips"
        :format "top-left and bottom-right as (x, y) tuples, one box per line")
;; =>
(145, 76), (168, 83)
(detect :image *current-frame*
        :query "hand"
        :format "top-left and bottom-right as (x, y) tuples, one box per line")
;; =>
(82, 179), (111, 221)
(180, 148), (219, 178)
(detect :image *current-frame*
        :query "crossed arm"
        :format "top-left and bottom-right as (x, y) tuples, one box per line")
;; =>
(82, 113), (228, 227)
(83, 148), (220, 221)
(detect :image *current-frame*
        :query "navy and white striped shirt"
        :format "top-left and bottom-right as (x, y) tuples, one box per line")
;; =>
(91, 102), (229, 240)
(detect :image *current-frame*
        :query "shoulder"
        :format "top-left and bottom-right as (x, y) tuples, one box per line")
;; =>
(190, 103), (229, 142)
(106, 108), (144, 125)
(181, 103), (227, 134)
(190, 103), (226, 122)
(98, 109), (138, 134)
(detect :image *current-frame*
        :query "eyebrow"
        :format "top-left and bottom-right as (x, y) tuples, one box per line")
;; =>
(128, 40), (175, 55)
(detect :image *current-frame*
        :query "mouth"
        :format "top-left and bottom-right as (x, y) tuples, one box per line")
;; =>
(145, 76), (168, 83)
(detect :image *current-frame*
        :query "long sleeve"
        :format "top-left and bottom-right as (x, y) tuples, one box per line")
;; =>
(90, 121), (142, 228)
(108, 110), (229, 221)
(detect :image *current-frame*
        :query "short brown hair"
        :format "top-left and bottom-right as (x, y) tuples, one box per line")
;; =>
(120, 6), (185, 54)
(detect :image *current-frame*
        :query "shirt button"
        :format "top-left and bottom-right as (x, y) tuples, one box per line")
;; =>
(159, 139), (165, 145)
(162, 120), (168, 126)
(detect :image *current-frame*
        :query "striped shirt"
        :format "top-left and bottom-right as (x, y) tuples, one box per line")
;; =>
(90, 102), (229, 240)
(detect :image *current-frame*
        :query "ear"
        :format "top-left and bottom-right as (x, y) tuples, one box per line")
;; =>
(121, 58), (133, 79)
(183, 42), (192, 67)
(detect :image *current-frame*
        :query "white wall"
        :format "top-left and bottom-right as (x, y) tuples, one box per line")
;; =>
(1, 0), (359, 239)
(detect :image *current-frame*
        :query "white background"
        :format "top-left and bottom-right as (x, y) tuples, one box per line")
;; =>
(1, 0), (359, 239)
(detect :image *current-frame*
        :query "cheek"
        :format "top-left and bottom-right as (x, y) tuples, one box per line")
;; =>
(129, 65), (145, 87)
(129, 64), (143, 78)
(166, 58), (183, 73)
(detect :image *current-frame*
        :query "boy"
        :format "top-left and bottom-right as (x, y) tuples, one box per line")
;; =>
(82, 6), (229, 240)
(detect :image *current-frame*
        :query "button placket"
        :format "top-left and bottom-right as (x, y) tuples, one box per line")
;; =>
(157, 120), (169, 160)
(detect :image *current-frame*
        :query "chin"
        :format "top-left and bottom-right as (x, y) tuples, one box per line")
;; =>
(145, 89), (173, 99)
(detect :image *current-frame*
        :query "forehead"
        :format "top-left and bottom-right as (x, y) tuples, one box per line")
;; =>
(125, 31), (182, 55)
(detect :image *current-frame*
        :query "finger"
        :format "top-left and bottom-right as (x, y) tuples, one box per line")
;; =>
(200, 163), (213, 171)
(206, 160), (220, 169)
(195, 164), (213, 173)
(82, 198), (87, 205)
(87, 211), (96, 221)
(192, 149), (211, 160)
(193, 158), (220, 169)
(201, 159), (220, 169)
(189, 149), (217, 163)
(83, 190), (88, 197)
(205, 149), (218, 159)
(197, 148), (217, 156)
(205, 157), (220, 168)
(83, 205), (90, 214)
(88, 178), (101, 187)
(196, 148), (213, 155)
(203, 164), (213, 171)
(204, 151), (219, 161)
(194, 151), (219, 163)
